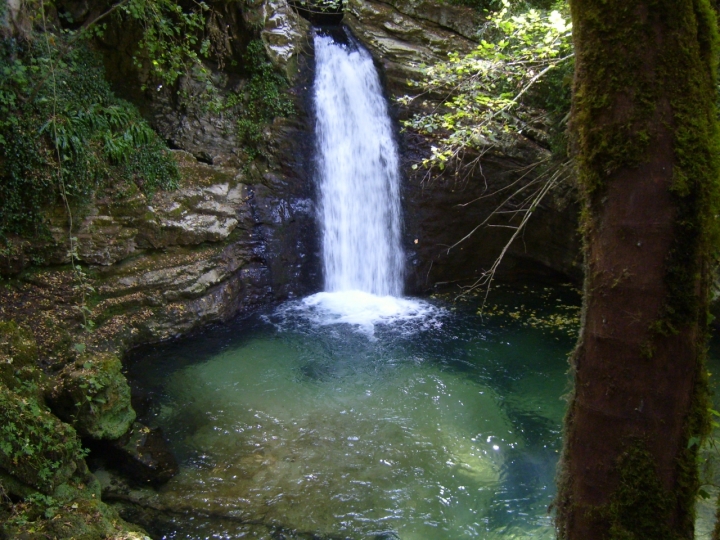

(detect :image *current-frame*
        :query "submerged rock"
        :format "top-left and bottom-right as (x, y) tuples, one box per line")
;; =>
(97, 422), (179, 486)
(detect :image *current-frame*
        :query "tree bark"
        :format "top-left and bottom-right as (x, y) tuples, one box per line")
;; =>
(555, 0), (720, 538)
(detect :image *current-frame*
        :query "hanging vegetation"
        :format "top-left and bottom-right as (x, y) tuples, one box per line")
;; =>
(0, 34), (179, 241)
(400, 0), (573, 174)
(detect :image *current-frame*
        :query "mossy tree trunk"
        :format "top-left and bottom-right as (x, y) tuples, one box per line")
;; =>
(555, 0), (720, 538)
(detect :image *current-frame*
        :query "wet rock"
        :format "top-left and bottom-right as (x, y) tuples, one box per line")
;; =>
(1, 461), (152, 539)
(98, 422), (179, 486)
(50, 353), (136, 440)
(259, 0), (311, 80)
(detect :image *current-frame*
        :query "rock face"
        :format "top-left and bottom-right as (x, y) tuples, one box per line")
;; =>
(0, 3), (318, 532)
(1, 143), (318, 349)
(402, 156), (582, 293)
(82, 145), (318, 347)
(0, 0), (581, 384)
(1, 0), (582, 520)
(0, 1), (585, 537)
(51, 353), (136, 440)
(259, 0), (312, 79)
(345, 0), (481, 94)
(340, 0), (582, 290)
(2, 3), (319, 349)
(0, 0), (581, 347)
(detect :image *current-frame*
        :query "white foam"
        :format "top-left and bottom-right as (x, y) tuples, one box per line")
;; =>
(282, 290), (442, 337)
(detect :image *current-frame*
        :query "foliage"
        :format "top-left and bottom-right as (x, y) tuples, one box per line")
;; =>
(53, 353), (135, 440)
(401, 0), (573, 172)
(0, 37), (179, 239)
(604, 443), (677, 540)
(8, 493), (59, 524)
(0, 386), (86, 493)
(291, 0), (345, 13)
(441, 0), (559, 13)
(232, 40), (294, 158)
(118, 0), (213, 90)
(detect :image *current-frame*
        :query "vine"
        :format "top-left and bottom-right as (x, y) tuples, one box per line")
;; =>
(40, 0), (95, 332)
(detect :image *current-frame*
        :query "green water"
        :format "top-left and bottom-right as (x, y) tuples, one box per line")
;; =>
(128, 287), (577, 539)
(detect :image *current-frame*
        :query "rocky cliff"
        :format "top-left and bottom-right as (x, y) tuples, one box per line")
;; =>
(341, 0), (582, 289)
(0, 0), (581, 536)
(1, 0), (580, 352)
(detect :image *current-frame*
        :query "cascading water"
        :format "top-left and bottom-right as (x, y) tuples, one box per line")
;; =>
(295, 28), (430, 334)
(313, 29), (404, 297)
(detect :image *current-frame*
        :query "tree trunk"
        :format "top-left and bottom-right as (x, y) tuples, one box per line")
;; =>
(555, 0), (720, 538)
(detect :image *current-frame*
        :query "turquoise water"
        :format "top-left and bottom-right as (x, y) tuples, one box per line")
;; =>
(128, 287), (578, 539)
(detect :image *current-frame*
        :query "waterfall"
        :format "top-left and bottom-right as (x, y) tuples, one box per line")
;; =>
(287, 28), (433, 335)
(313, 29), (404, 297)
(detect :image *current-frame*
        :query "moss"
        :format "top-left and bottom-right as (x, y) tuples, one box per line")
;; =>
(562, 437), (706, 540)
(644, 0), (719, 524)
(0, 321), (37, 365)
(559, 0), (720, 534)
(1, 474), (150, 539)
(570, 0), (659, 198)
(604, 443), (677, 540)
(0, 385), (84, 494)
(51, 353), (135, 440)
(675, 342), (712, 532)
(659, 0), (720, 329)
(175, 154), (240, 188)
(229, 40), (294, 160)
(573, 0), (720, 326)
(0, 320), (44, 396)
